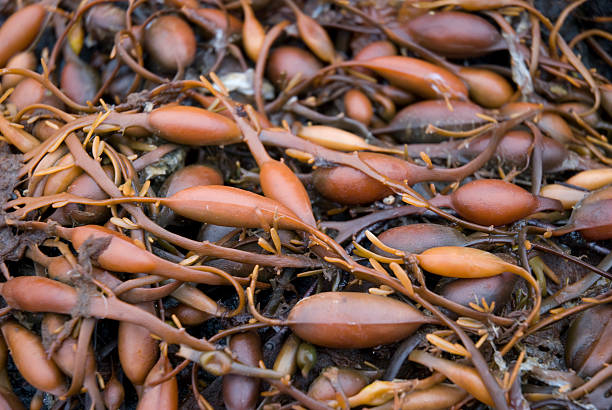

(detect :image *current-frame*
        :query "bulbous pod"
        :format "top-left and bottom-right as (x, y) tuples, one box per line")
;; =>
(298, 125), (381, 152)
(2, 51), (36, 90)
(164, 185), (305, 231)
(354, 56), (468, 100)
(42, 154), (82, 196)
(119, 303), (160, 387)
(566, 187), (612, 240)
(0, 4), (47, 67)
(438, 272), (517, 313)
(66, 19), (83, 56)
(580, 186), (612, 204)
(503, 104), (574, 143)
(308, 368), (369, 400)
(287, 292), (435, 348)
(29, 391), (43, 410)
(157, 164), (224, 226)
(44, 256), (75, 283)
(574, 204), (612, 241)
(383, 100), (484, 142)
(436, 179), (563, 226)
(291, 5), (335, 63)
(566, 168), (612, 190)
(41, 314), (97, 379)
(409, 350), (493, 406)
(50, 166), (114, 225)
(67, 226), (157, 273)
(0, 321), (66, 395)
(60, 59), (100, 106)
(103, 372), (125, 410)
(461, 130), (567, 172)
(13, 134), (49, 168)
(374, 384), (468, 410)
(344, 89), (373, 126)
(136, 353), (178, 410)
(144, 15), (196, 72)
(273, 334), (299, 377)
(223, 332), (262, 410)
(168, 303), (210, 326)
(32, 119), (63, 141)
(537, 112), (574, 144)
(354, 41), (397, 62)
(0, 277), (79, 314)
(556, 102), (600, 128)
(184, 8), (243, 37)
(499, 101), (540, 117)
(85, 4), (126, 41)
(313, 152), (410, 205)
(373, 224), (468, 255)
(259, 160), (316, 227)
(540, 184), (587, 210)
(170, 282), (225, 321)
(565, 304), (612, 377)
(147, 105), (242, 146)
(8, 78), (63, 112)
(241, 0), (265, 62)
(267, 46), (322, 87)
(379, 84), (415, 105)
(416, 247), (521, 280)
(404, 11), (503, 58)
(458, 67), (513, 108)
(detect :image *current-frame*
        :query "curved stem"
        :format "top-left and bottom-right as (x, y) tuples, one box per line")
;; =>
(254, 20), (289, 117)
(92, 60), (121, 104)
(111, 275), (168, 295)
(331, 0), (457, 74)
(146, 358), (190, 388)
(287, 101), (375, 141)
(48, 0), (125, 73)
(208, 322), (271, 343)
(267, 378), (334, 410)
(568, 28), (612, 51)
(527, 291), (612, 337)
(260, 125), (514, 235)
(529, 14), (540, 79)
(556, 36), (601, 117)
(526, 121), (543, 195)
(567, 361), (612, 400)
(114, 31), (168, 84)
(63, 318), (95, 397)
(409, 274), (510, 410)
(14, 104), (76, 123)
(549, 0), (588, 59)
(540, 252), (612, 313)
(0, 68), (96, 112)
(59, 132), (318, 269)
(321, 205), (424, 244)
